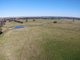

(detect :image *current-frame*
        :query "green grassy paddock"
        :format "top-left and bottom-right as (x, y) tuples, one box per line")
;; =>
(0, 19), (80, 60)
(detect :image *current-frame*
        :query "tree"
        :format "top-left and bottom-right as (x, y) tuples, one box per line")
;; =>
(73, 18), (75, 22)
(33, 19), (35, 22)
(0, 26), (2, 34)
(26, 19), (28, 22)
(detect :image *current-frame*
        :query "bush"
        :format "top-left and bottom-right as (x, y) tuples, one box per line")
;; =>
(53, 21), (57, 23)
(26, 19), (28, 22)
(0, 31), (3, 34)
(33, 19), (35, 22)
(0, 27), (2, 34)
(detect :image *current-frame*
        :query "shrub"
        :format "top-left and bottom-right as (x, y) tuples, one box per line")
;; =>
(26, 19), (28, 22)
(0, 31), (3, 34)
(0, 27), (2, 34)
(33, 19), (35, 22)
(53, 21), (57, 23)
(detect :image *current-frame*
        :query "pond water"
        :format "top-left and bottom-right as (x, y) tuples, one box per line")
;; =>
(14, 26), (24, 29)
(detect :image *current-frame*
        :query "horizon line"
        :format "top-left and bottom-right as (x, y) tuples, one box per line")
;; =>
(0, 16), (80, 18)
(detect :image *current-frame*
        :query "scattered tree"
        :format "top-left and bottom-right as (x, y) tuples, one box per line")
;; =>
(53, 21), (57, 23)
(33, 19), (35, 22)
(26, 19), (28, 22)
(73, 19), (75, 22)
(0, 27), (2, 34)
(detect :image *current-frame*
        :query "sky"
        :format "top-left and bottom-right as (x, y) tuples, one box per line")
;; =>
(0, 0), (80, 17)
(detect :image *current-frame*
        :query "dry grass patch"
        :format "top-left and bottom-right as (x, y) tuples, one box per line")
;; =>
(0, 20), (80, 60)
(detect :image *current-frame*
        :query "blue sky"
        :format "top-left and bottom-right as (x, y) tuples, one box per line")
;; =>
(0, 0), (80, 17)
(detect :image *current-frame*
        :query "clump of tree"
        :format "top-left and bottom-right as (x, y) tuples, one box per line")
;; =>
(26, 19), (28, 22)
(0, 26), (2, 34)
(73, 19), (75, 22)
(14, 20), (23, 24)
(0, 20), (6, 34)
(53, 21), (57, 23)
(33, 19), (35, 22)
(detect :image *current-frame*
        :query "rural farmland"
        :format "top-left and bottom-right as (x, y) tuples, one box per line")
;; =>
(0, 18), (80, 60)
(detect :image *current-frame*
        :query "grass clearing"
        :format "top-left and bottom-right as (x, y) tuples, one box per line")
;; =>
(0, 19), (80, 60)
(40, 26), (80, 60)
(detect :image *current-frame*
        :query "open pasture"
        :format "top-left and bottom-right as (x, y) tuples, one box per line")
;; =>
(0, 19), (80, 60)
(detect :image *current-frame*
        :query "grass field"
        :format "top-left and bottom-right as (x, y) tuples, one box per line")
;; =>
(0, 19), (80, 60)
